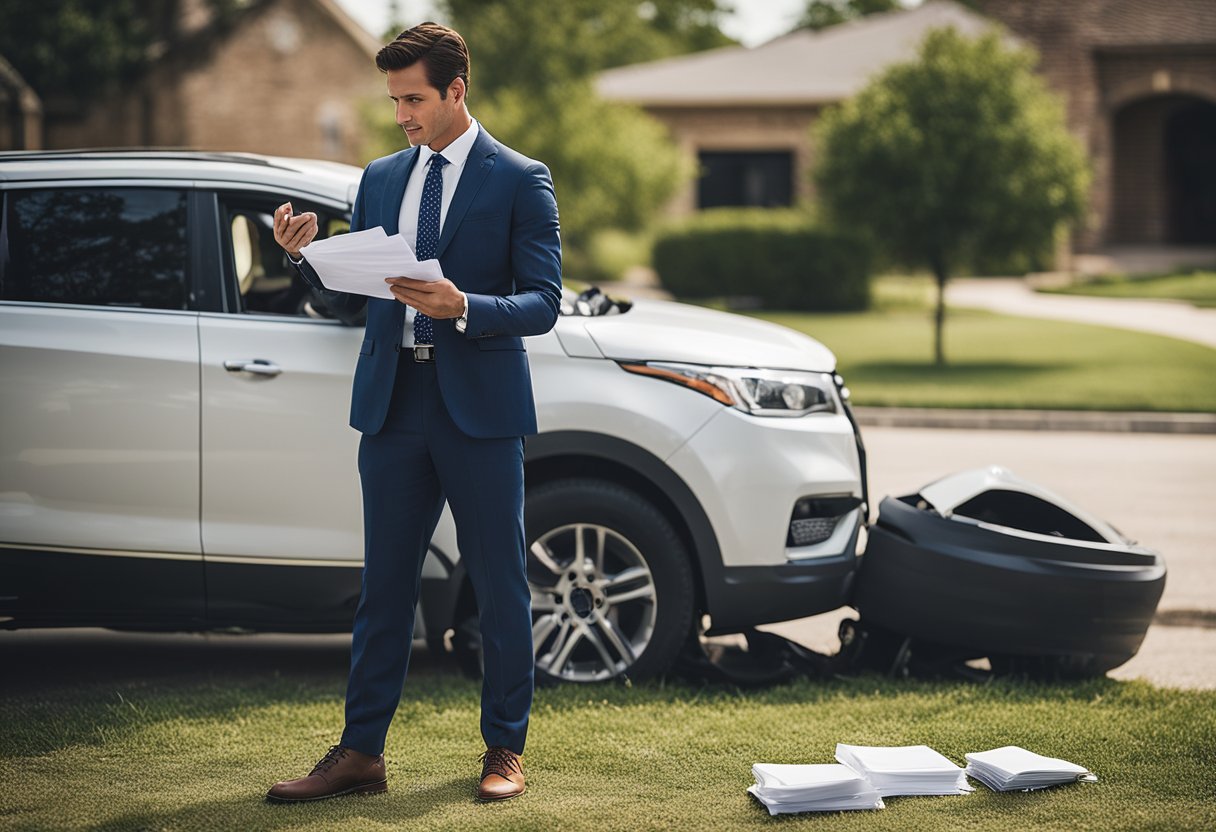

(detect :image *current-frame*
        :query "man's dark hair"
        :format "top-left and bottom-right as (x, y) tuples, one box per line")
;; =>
(376, 22), (470, 100)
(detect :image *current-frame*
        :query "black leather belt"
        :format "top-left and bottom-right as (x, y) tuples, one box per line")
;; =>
(413, 344), (435, 363)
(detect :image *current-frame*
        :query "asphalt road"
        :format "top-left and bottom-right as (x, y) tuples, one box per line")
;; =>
(763, 425), (1216, 689)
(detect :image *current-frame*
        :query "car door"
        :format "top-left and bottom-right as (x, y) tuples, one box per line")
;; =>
(0, 183), (204, 627)
(195, 188), (370, 628)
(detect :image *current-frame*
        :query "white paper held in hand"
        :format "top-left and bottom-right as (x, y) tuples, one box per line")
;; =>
(299, 227), (445, 300)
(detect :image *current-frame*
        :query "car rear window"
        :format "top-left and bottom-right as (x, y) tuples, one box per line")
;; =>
(0, 187), (188, 310)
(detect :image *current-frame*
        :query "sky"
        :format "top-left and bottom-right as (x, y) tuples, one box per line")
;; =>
(332, 0), (884, 48)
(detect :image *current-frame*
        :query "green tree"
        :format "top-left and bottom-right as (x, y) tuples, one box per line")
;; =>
(471, 83), (690, 239)
(813, 26), (1089, 364)
(367, 0), (727, 271)
(796, 0), (901, 32)
(361, 78), (691, 255)
(0, 0), (240, 105)
(443, 0), (732, 96)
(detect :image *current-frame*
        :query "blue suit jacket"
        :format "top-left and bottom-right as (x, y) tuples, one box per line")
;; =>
(299, 125), (562, 439)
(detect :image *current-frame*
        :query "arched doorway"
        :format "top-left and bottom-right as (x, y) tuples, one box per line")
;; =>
(1111, 95), (1216, 245)
(1166, 99), (1216, 243)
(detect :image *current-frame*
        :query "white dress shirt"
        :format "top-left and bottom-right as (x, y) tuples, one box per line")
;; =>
(399, 117), (480, 347)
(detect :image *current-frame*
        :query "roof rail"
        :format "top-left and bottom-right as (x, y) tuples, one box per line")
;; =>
(0, 148), (286, 169)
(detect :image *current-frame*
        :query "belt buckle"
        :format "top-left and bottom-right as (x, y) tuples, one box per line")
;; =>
(413, 344), (435, 363)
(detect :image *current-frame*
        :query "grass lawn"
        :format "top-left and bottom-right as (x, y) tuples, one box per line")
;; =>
(1037, 270), (1216, 307)
(750, 275), (1216, 412)
(1, 659), (1214, 832)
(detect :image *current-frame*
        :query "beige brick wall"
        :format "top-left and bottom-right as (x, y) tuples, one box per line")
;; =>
(1110, 95), (1172, 243)
(976, 0), (1216, 250)
(0, 82), (42, 151)
(177, 0), (382, 163)
(647, 104), (821, 216)
(43, 0), (384, 166)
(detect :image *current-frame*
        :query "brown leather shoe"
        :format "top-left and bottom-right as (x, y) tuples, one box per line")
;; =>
(477, 746), (526, 801)
(266, 744), (387, 803)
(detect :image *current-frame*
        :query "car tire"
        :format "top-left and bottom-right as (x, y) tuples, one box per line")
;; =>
(524, 478), (696, 685)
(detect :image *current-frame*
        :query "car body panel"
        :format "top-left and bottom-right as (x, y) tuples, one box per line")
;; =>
(198, 312), (364, 561)
(918, 465), (1133, 547)
(0, 304), (201, 554)
(551, 319), (605, 359)
(582, 298), (837, 372)
(666, 405), (864, 568)
(528, 331), (722, 461)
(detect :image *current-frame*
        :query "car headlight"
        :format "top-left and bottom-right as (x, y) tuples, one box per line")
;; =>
(620, 362), (840, 417)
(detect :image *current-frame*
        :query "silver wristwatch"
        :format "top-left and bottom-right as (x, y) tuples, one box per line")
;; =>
(455, 292), (469, 334)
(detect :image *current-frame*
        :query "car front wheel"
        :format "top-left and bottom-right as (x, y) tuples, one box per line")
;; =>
(525, 478), (696, 684)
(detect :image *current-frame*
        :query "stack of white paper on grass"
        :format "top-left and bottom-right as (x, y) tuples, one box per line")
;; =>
(965, 746), (1097, 791)
(835, 743), (973, 797)
(748, 764), (885, 815)
(299, 227), (445, 300)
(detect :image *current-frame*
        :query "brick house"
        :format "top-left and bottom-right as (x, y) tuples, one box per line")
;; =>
(597, 0), (1216, 262)
(30, 0), (384, 166)
(972, 0), (1216, 254)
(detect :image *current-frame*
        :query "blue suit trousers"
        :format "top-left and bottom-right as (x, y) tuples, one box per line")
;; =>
(339, 357), (533, 756)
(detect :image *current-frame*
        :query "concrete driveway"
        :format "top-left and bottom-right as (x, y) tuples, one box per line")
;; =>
(764, 425), (1216, 689)
(946, 277), (1216, 349)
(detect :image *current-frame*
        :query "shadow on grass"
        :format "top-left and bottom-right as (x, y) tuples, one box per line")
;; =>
(0, 629), (474, 757)
(846, 359), (1074, 386)
(87, 777), (472, 832)
(0, 629), (1144, 763)
(0, 629), (352, 690)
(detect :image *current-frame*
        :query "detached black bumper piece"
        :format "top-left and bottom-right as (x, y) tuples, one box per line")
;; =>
(853, 467), (1166, 676)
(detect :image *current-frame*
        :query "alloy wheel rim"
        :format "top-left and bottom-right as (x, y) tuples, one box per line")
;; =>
(528, 523), (658, 681)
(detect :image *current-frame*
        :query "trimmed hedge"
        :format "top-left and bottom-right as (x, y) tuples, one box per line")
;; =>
(652, 209), (872, 311)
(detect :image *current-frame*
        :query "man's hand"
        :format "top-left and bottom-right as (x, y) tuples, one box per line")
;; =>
(385, 277), (466, 319)
(274, 202), (318, 257)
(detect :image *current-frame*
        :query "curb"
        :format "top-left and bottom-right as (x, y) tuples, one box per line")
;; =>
(852, 406), (1216, 435)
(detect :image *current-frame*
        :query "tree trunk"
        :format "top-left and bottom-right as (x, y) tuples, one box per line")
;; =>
(932, 261), (948, 366)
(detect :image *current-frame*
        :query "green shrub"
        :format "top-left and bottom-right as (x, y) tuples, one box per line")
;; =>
(652, 209), (872, 311)
(578, 229), (653, 283)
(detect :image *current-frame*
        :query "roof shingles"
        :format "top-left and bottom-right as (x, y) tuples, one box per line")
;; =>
(596, 0), (1006, 106)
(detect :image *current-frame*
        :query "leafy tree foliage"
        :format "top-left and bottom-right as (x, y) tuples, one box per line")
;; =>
(361, 73), (691, 254)
(813, 27), (1089, 364)
(471, 82), (690, 239)
(796, 0), (901, 32)
(441, 0), (732, 96)
(365, 0), (727, 264)
(0, 0), (240, 104)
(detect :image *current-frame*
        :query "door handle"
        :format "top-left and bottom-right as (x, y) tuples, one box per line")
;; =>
(223, 359), (282, 377)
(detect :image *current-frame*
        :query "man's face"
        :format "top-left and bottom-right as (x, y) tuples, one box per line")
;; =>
(387, 61), (464, 150)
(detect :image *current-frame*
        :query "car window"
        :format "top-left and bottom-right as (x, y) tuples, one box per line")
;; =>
(0, 187), (188, 310)
(218, 193), (349, 317)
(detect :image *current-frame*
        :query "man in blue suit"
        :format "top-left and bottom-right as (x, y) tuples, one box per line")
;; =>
(266, 22), (561, 804)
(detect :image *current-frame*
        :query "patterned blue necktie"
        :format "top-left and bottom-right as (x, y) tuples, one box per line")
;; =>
(413, 152), (449, 345)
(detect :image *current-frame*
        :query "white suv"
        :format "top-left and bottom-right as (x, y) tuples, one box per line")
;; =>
(0, 150), (868, 684)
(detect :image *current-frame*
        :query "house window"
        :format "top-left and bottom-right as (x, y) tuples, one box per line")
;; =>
(697, 151), (793, 209)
